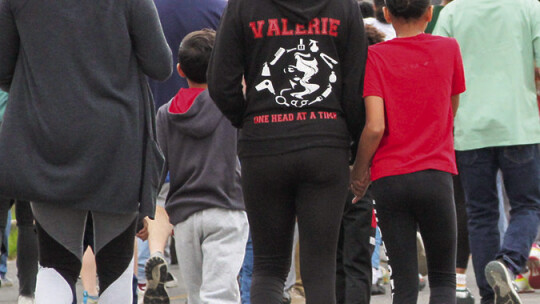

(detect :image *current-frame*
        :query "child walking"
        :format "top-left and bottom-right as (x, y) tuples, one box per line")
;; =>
(350, 0), (466, 303)
(152, 29), (249, 304)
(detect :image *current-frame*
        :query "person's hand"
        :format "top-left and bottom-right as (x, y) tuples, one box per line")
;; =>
(136, 217), (149, 241)
(350, 166), (371, 203)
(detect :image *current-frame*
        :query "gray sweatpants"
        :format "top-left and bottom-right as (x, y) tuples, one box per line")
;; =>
(174, 208), (249, 304)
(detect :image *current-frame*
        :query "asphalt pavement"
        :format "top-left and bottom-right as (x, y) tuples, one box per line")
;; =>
(0, 259), (538, 303)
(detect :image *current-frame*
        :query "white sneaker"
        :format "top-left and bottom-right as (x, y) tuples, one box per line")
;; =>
(137, 283), (146, 304)
(485, 260), (523, 304)
(0, 275), (13, 287)
(18, 295), (35, 304)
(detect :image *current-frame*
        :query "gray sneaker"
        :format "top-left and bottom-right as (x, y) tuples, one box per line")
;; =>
(485, 260), (522, 304)
(143, 255), (170, 304)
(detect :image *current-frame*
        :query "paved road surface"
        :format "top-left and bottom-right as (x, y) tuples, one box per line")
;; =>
(0, 259), (538, 303)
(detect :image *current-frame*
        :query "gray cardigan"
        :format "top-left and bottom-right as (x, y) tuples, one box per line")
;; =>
(0, 0), (172, 214)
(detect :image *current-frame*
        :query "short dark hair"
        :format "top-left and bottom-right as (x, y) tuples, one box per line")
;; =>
(374, 0), (388, 24)
(177, 29), (216, 84)
(385, 0), (430, 20)
(358, 1), (375, 18)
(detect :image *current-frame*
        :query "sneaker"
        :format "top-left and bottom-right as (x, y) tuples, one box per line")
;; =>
(485, 260), (523, 304)
(17, 296), (34, 304)
(515, 273), (534, 293)
(143, 254), (170, 304)
(0, 275), (13, 287)
(83, 291), (99, 304)
(527, 243), (540, 289)
(137, 283), (146, 304)
(456, 288), (475, 304)
(164, 272), (178, 288)
(418, 274), (426, 291)
(371, 281), (386, 295)
(281, 289), (292, 304)
(289, 287), (305, 299)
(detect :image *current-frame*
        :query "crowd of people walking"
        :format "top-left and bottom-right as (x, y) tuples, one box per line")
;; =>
(0, 0), (539, 304)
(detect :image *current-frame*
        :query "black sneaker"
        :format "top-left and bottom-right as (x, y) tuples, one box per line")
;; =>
(143, 255), (170, 304)
(485, 260), (523, 304)
(371, 282), (386, 295)
(456, 287), (475, 304)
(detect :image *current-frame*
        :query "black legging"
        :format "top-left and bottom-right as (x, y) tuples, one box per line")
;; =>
(372, 170), (457, 304)
(15, 201), (38, 297)
(453, 175), (470, 269)
(335, 191), (375, 304)
(241, 147), (349, 304)
(0, 199), (38, 297)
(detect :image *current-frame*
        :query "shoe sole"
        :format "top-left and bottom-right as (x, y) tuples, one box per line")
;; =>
(485, 261), (523, 304)
(143, 256), (170, 304)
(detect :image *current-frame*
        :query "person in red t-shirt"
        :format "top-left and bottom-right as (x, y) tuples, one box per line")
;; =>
(350, 0), (466, 303)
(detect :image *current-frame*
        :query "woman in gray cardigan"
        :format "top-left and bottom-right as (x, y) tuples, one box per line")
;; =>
(0, 0), (172, 302)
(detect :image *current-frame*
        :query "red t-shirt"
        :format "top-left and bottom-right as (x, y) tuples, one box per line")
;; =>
(363, 33), (466, 181)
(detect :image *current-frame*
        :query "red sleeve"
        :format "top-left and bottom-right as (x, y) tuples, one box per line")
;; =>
(451, 39), (466, 96)
(363, 49), (384, 98)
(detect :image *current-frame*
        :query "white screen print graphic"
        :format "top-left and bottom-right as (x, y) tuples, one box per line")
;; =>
(255, 39), (338, 108)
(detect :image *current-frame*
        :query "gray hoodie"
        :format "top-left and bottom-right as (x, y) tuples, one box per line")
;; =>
(156, 89), (244, 225)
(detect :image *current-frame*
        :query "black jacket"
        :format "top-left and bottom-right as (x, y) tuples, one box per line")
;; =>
(208, 0), (367, 158)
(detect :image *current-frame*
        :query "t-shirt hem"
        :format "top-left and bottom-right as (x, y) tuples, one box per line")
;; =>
(371, 165), (458, 181)
(455, 138), (540, 151)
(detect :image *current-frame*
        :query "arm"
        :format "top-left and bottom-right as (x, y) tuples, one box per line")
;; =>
(0, 0), (20, 92)
(350, 96), (385, 199)
(451, 94), (459, 117)
(342, 3), (368, 155)
(155, 107), (169, 189)
(207, 0), (246, 128)
(129, 0), (172, 81)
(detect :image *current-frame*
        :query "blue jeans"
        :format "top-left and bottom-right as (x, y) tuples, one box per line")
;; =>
(0, 211), (11, 276)
(456, 144), (540, 304)
(239, 234), (253, 304)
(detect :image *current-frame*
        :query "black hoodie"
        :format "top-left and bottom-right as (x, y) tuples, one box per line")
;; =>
(208, 0), (367, 158)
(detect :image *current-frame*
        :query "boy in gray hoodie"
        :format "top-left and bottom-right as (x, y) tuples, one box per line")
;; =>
(154, 29), (249, 304)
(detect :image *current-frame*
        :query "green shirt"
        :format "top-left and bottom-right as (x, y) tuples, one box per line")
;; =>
(434, 0), (540, 151)
(0, 90), (7, 121)
(425, 5), (444, 34)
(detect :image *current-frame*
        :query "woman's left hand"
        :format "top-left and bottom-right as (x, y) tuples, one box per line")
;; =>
(350, 166), (371, 203)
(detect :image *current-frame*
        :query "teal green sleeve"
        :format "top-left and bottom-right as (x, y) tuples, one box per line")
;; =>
(432, 4), (453, 37)
(425, 5), (443, 34)
(0, 90), (8, 121)
(531, 0), (540, 65)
